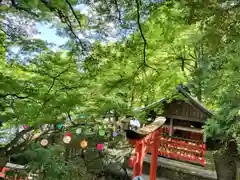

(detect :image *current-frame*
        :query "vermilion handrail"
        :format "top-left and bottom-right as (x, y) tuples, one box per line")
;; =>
(158, 127), (206, 167)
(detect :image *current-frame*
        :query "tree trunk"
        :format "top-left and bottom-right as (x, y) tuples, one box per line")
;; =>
(0, 149), (7, 168)
(0, 155), (8, 169)
(213, 140), (238, 180)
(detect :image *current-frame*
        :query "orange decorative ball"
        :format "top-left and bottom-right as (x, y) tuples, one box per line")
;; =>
(80, 139), (88, 148)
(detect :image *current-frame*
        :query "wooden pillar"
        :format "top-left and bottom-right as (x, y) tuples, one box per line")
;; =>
(169, 118), (173, 136)
(150, 136), (159, 180)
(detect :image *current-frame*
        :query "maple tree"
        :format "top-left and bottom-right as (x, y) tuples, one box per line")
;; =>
(1, 0), (240, 179)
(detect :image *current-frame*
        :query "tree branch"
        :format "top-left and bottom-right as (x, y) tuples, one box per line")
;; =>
(4, 127), (34, 153)
(10, 0), (39, 17)
(64, 0), (82, 28)
(114, 0), (121, 22)
(0, 93), (28, 99)
(39, 0), (86, 53)
(135, 0), (160, 76)
(46, 66), (70, 96)
(135, 0), (147, 64)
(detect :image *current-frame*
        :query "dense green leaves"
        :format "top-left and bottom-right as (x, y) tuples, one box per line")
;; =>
(1, 0), (240, 179)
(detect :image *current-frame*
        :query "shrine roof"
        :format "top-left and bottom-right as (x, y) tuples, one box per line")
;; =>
(176, 84), (213, 116)
(134, 84), (213, 117)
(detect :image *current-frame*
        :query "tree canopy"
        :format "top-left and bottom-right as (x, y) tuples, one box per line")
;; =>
(1, 0), (240, 179)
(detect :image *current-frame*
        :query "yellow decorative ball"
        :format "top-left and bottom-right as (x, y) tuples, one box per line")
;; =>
(81, 139), (88, 148)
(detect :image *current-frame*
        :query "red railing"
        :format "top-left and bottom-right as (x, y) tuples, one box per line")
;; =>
(0, 167), (29, 180)
(158, 127), (206, 166)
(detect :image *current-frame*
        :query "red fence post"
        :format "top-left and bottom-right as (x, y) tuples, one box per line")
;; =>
(150, 133), (159, 180)
(132, 141), (145, 178)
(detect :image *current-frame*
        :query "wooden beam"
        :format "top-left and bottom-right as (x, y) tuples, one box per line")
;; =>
(159, 114), (205, 123)
(169, 118), (173, 136)
(163, 125), (203, 134)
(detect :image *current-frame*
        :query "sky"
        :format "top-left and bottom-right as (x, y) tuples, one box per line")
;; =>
(33, 4), (120, 47)
(34, 23), (68, 46)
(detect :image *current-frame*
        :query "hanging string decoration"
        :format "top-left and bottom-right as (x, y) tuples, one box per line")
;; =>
(40, 139), (48, 147)
(99, 129), (105, 137)
(81, 149), (86, 158)
(80, 139), (88, 149)
(63, 136), (72, 144)
(76, 128), (82, 135)
(112, 131), (118, 137)
(65, 132), (72, 137)
(23, 125), (29, 129)
(97, 143), (103, 151)
(57, 124), (63, 129)
(62, 132), (72, 144)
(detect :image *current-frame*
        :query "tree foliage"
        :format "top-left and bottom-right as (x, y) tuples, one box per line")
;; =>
(1, 0), (240, 179)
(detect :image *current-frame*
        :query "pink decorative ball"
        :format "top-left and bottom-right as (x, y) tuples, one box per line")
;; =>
(97, 143), (103, 151)
(23, 125), (29, 129)
(65, 132), (72, 137)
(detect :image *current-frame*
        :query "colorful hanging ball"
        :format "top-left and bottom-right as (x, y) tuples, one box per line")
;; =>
(23, 125), (29, 129)
(80, 139), (88, 148)
(97, 143), (103, 151)
(76, 128), (82, 134)
(34, 129), (39, 134)
(65, 132), (72, 137)
(63, 136), (71, 144)
(40, 139), (48, 147)
(57, 124), (63, 129)
(112, 131), (118, 137)
(99, 129), (105, 136)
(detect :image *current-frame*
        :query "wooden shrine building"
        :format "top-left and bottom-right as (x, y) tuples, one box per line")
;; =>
(136, 84), (213, 166)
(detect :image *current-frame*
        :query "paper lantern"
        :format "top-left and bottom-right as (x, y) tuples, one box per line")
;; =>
(65, 132), (72, 137)
(97, 143), (103, 151)
(23, 125), (29, 129)
(99, 129), (105, 136)
(80, 139), (88, 148)
(63, 136), (71, 144)
(76, 128), (82, 134)
(112, 132), (118, 137)
(57, 124), (63, 129)
(40, 139), (48, 147)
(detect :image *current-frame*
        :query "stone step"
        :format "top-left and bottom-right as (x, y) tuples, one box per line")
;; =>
(144, 155), (217, 180)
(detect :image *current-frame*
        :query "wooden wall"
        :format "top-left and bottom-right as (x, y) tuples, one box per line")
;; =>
(163, 100), (208, 123)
